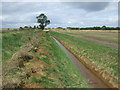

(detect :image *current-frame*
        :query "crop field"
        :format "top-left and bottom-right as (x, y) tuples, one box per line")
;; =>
(53, 30), (118, 49)
(58, 30), (118, 43)
(50, 31), (119, 88)
(2, 30), (89, 88)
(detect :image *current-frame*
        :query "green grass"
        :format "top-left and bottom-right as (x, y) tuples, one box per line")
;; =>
(0, 34), (2, 65)
(2, 30), (39, 88)
(31, 32), (89, 88)
(31, 76), (56, 88)
(2, 30), (89, 88)
(2, 31), (35, 61)
(50, 31), (118, 83)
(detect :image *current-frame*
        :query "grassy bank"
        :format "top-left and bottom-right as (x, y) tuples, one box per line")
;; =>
(2, 31), (89, 88)
(50, 31), (118, 87)
(2, 30), (35, 61)
(2, 30), (40, 88)
(31, 32), (89, 88)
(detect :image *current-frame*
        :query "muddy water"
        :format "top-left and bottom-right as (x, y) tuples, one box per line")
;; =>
(52, 37), (108, 88)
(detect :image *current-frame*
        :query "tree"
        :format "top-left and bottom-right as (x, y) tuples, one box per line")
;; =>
(57, 27), (63, 29)
(24, 26), (28, 28)
(101, 25), (106, 30)
(36, 26), (39, 29)
(19, 27), (23, 30)
(36, 13), (50, 30)
(29, 26), (32, 29)
(34, 25), (36, 29)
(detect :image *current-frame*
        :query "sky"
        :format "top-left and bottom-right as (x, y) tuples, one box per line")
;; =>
(1, 2), (118, 28)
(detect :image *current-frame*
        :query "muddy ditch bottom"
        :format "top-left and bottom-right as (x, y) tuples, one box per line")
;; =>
(52, 37), (109, 88)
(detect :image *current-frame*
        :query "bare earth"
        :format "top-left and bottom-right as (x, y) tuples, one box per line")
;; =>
(55, 30), (118, 50)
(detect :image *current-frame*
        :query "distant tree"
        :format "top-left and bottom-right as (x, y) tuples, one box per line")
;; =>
(34, 25), (36, 29)
(24, 26), (28, 28)
(101, 26), (107, 30)
(29, 26), (32, 29)
(93, 26), (101, 30)
(67, 27), (80, 30)
(36, 26), (39, 29)
(19, 27), (23, 30)
(36, 13), (50, 30)
(80, 26), (120, 30)
(47, 28), (51, 29)
(57, 27), (63, 29)
(116, 27), (120, 30)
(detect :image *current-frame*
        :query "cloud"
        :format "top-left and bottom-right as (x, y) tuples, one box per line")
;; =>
(1, 2), (118, 28)
(63, 2), (109, 12)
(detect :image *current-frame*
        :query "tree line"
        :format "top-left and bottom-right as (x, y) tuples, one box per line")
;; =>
(19, 25), (120, 30)
(19, 13), (120, 30)
(65, 26), (120, 30)
(19, 25), (40, 30)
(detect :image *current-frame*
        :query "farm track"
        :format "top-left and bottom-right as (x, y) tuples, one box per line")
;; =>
(52, 37), (111, 88)
(59, 32), (118, 50)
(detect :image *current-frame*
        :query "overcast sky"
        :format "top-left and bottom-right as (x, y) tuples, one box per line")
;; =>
(1, 2), (118, 28)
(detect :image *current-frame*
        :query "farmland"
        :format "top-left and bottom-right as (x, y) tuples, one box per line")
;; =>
(52, 30), (118, 49)
(2, 30), (89, 88)
(1, 29), (119, 88)
(1, 1), (119, 89)
(50, 30), (119, 88)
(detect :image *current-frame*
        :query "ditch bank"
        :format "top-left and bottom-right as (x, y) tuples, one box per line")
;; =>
(52, 37), (118, 89)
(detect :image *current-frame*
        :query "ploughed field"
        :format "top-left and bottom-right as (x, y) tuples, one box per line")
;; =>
(50, 30), (119, 88)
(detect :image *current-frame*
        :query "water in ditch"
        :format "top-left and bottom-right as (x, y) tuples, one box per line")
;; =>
(52, 37), (108, 88)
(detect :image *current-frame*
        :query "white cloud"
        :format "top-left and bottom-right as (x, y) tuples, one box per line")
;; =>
(1, 2), (118, 28)
(1, 0), (119, 2)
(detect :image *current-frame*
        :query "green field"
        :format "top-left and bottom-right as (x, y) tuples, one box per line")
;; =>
(2, 30), (89, 88)
(50, 31), (118, 87)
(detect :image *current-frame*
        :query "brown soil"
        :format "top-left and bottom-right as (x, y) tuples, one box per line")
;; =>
(60, 32), (118, 49)
(22, 57), (49, 88)
(24, 83), (42, 88)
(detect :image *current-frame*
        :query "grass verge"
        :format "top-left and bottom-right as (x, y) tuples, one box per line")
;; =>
(2, 30), (89, 88)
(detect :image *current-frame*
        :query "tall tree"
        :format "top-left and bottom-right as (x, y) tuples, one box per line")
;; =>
(36, 13), (50, 30)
